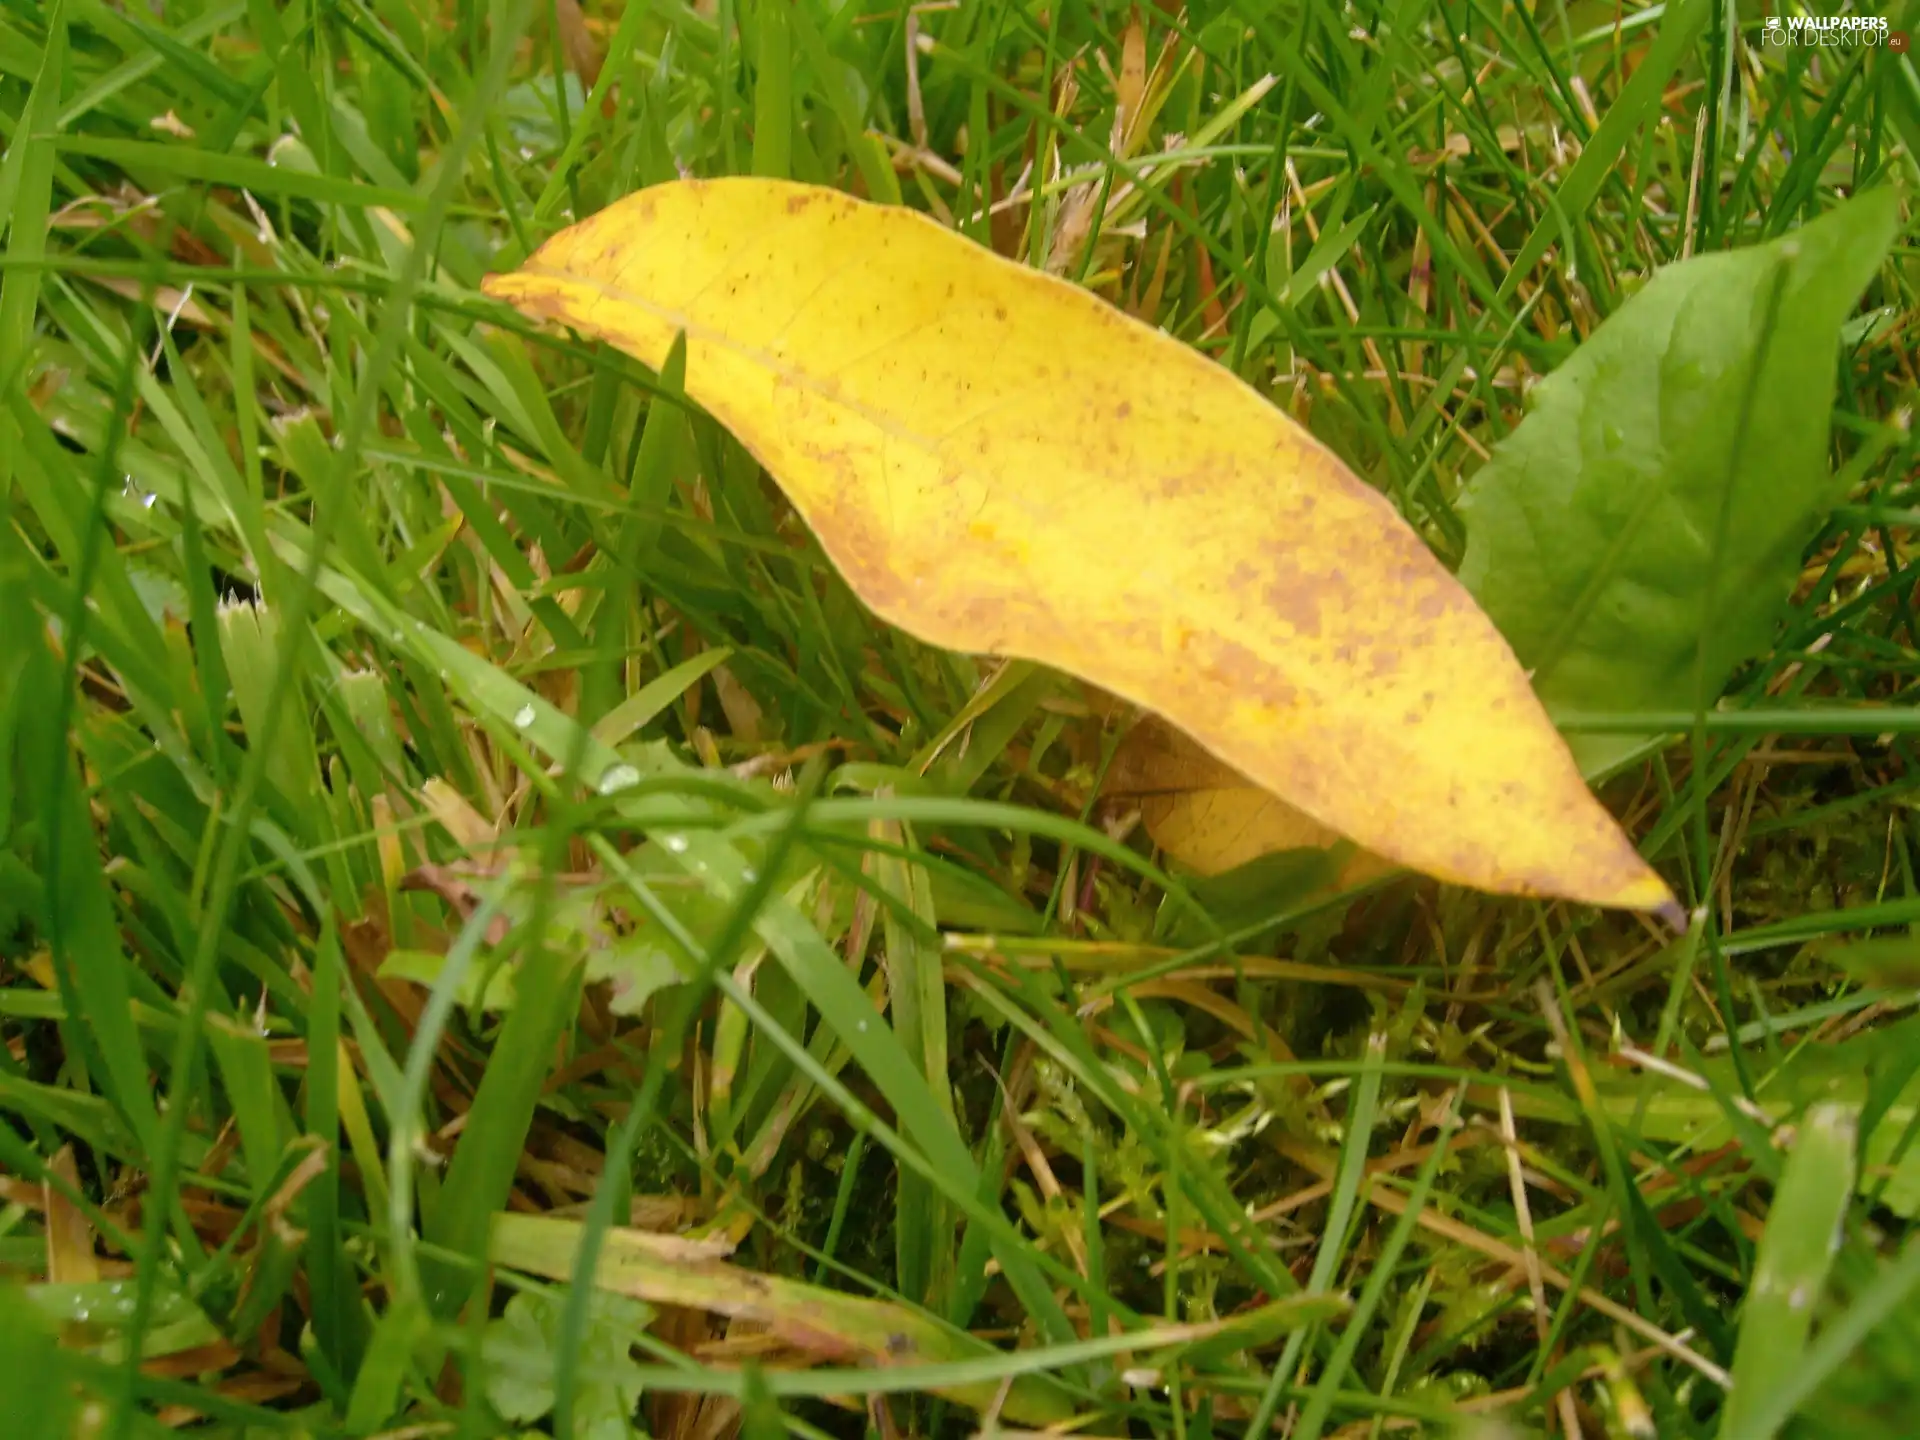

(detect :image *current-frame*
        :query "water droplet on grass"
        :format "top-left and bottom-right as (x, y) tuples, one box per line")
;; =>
(598, 764), (640, 795)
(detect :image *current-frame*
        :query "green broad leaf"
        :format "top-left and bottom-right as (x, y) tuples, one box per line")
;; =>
(483, 1288), (652, 1440)
(1458, 190), (1902, 775)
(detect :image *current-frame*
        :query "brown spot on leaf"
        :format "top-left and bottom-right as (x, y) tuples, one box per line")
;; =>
(1192, 633), (1297, 713)
(1367, 647), (1402, 681)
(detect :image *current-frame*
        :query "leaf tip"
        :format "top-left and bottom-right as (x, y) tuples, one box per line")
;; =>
(1604, 870), (1684, 929)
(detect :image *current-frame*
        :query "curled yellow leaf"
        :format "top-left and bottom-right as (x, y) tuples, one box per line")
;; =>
(1104, 714), (1390, 889)
(483, 179), (1677, 919)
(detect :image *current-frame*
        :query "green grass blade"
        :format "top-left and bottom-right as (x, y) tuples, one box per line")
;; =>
(1723, 1103), (1858, 1440)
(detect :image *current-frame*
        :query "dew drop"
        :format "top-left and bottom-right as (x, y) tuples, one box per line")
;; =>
(739, 866), (758, 883)
(513, 704), (536, 729)
(857, 1019), (869, 1032)
(662, 833), (689, 853)
(598, 763), (640, 795)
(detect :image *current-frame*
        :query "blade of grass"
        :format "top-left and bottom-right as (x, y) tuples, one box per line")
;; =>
(1723, 1103), (1859, 1440)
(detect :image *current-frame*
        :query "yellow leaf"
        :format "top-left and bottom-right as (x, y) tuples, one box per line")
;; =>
(1105, 714), (1390, 887)
(482, 179), (1677, 919)
(45, 1145), (100, 1287)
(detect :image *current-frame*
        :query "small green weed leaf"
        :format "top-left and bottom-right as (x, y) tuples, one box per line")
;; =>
(125, 564), (190, 629)
(378, 949), (520, 1012)
(484, 1297), (633, 1435)
(484, 1307), (566, 1427)
(1459, 190), (1902, 774)
(585, 936), (684, 1017)
(483, 1289), (652, 1438)
(378, 855), (735, 1017)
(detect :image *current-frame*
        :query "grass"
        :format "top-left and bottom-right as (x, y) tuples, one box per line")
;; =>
(3, 1), (1920, 1437)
